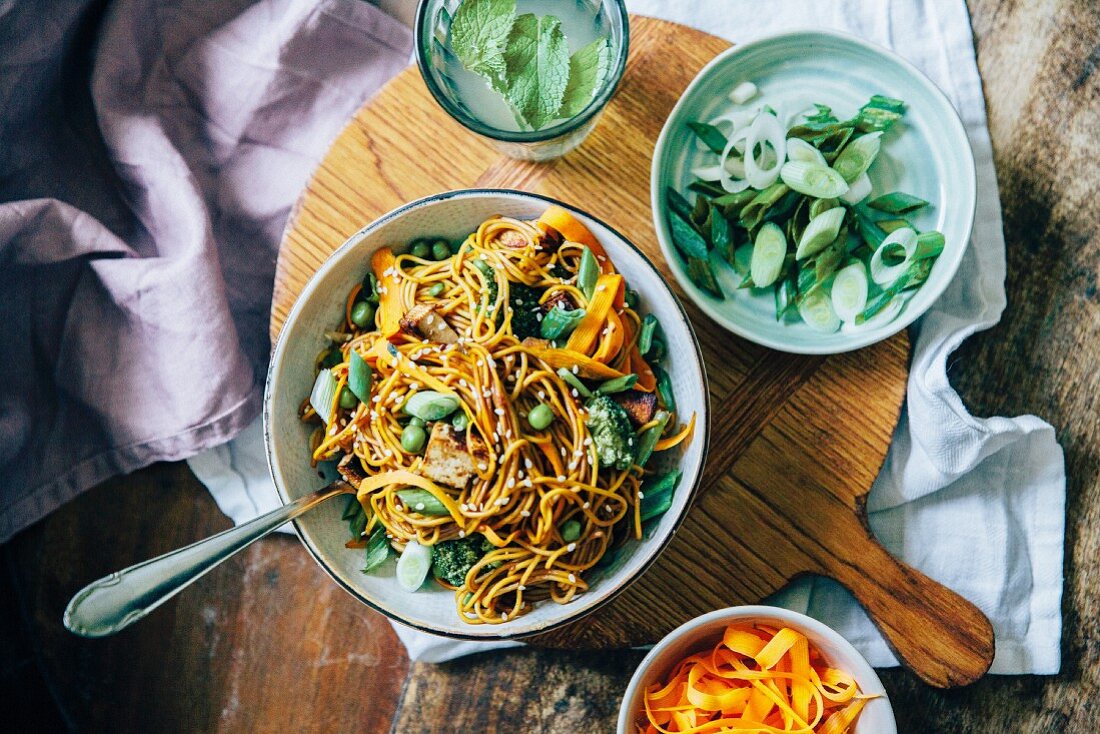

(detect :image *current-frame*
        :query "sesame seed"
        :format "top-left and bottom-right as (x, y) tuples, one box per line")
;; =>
(519, 585), (526, 591)
(557, 475), (566, 482)
(536, 313), (543, 322)
(583, 502), (590, 509)
(415, 502), (425, 511)
(568, 573), (576, 583)
(571, 365), (579, 374)
(478, 463), (488, 471)
(507, 477), (515, 489)
(525, 458), (533, 469)
(521, 510), (531, 517)
(494, 407), (505, 416)
(460, 504), (469, 512)
(502, 612), (508, 621)
(523, 478), (533, 487)
(459, 530), (466, 538)
(567, 543), (576, 552)
(538, 391), (546, 400)
(638, 491), (645, 499)
(571, 388), (578, 398)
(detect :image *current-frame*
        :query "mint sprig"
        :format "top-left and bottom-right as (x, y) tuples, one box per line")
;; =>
(448, 0), (611, 131)
(450, 0), (515, 82)
(502, 14), (570, 130)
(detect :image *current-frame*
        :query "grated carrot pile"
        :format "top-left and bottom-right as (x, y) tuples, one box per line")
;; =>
(637, 623), (875, 734)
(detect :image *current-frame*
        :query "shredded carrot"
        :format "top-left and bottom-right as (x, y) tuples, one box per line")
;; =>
(654, 413), (697, 451)
(567, 273), (623, 355)
(631, 346), (657, 392)
(537, 205), (615, 274)
(371, 247), (402, 338)
(345, 282), (363, 329)
(636, 623), (876, 734)
(593, 309), (625, 364)
(526, 343), (627, 380)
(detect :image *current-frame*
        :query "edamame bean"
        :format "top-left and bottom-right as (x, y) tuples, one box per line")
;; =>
(350, 300), (376, 328)
(431, 240), (452, 260)
(408, 416), (426, 427)
(451, 412), (469, 431)
(410, 240), (431, 259)
(338, 387), (358, 410)
(401, 424), (427, 453)
(427, 282), (445, 297)
(561, 519), (581, 543)
(527, 403), (554, 430)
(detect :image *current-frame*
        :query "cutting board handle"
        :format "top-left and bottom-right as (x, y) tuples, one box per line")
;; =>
(830, 530), (995, 688)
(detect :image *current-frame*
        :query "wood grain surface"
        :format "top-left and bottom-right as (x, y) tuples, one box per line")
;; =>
(4, 1), (1097, 731)
(269, 16), (992, 686)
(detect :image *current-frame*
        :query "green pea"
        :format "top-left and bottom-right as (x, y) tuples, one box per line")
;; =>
(338, 387), (358, 410)
(560, 519), (582, 543)
(410, 240), (431, 259)
(350, 300), (376, 328)
(431, 240), (452, 260)
(426, 282), (446, 298)
(452, 411), (469, 431)
(527, 403), (554, 431)
(401, 424), (427, 453)
(408, 416), (426, 427)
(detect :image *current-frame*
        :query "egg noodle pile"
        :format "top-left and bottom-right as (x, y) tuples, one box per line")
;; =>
(302, 208), (688, 624)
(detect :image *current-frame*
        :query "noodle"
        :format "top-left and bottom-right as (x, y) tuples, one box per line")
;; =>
(303, 210), (692, 624)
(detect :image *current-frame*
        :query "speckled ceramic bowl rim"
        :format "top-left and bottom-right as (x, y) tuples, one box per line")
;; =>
(650, 29), (977, 355)
(263, 188), (711, 640)
(616, 605), (898, 734)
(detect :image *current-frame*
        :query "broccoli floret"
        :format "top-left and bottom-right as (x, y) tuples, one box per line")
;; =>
(431, 534), (492, 586)
(507, 282), (545, 340)
(585, 394), (637, 470)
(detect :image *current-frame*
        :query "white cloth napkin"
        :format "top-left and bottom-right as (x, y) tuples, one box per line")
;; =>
(189, 0), (1065, 673)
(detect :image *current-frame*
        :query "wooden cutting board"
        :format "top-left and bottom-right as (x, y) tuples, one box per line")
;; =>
(271, 16), (994, 687)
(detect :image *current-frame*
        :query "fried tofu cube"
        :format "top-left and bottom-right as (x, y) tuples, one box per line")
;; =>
(400, 303), (459, 344)
(611, 390), (658, 427)
(420, 422), (487, 489)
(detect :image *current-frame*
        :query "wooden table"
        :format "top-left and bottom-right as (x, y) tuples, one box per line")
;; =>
(4, 1), (1097, 730)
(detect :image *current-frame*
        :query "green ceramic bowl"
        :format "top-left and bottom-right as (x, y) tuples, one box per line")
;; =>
(651, 30), (976, 354)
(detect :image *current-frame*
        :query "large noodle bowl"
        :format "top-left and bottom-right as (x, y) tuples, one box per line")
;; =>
(302, 206), (694, 625)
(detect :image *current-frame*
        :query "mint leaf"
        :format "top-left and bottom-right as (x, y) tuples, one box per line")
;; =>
(558, 38), (611, 119)
(450, 0), (515, 81)
(503, 14), (570, 130)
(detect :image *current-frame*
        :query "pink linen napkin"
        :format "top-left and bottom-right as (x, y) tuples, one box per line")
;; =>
(0, 0), (412, 541)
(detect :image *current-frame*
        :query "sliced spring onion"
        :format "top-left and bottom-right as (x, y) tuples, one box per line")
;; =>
(686, 256), (723, 299)
(687, 121), (727, 154)
(832, 131), (882, 182)
(784, 138), (827, 166)
(728, 81), (758, 104)
(830, 261), (869, 322)
(739, 182), (790, 230)
(779, 161), (849, 198)
(691, 156), (746, 182)
(750, 222), (787, 288)
(867, 191), (929, 214)
(840, 172), (873, 204)
(309, 368), (338, 425)
(744, 111), (786, 189)
(362, 525), (390, 573)
(795, 206), (845, 259)
(775, 275), (798, 321)
(395, 540), (432, 592)
(668, 210), (709, 260)
(876, 217), (911, 234)
(556, 367), (593, 398)
(849, 293), (904, 328)
(637, 313), (660, 356)
(798, 288), (841, 333)
(404, 391), (460, 421)
(653, 365), (677, 414)
(577, 246), (599, 301)
(852, 204), (887, 249)
(870, 227), (917, 284)
(634, 409), (671, 468)
(396, 488), (450, 516)
(347, 349), (372, 403)
(710, 204), (733, 253)
(597, 373), (638, 394)
(540, 304), (586, 340)
(666, 187), (695, 223)
(813, 226), (847, 283)
(639, 470), (682, 522)
(914, 231), (946, 260)
(809, 197), (839, 220)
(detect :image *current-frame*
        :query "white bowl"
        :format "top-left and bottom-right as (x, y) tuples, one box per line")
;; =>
(264, 189), (710, 640)
(618, 606), (897, 734)
(651, 30), (976, 354)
